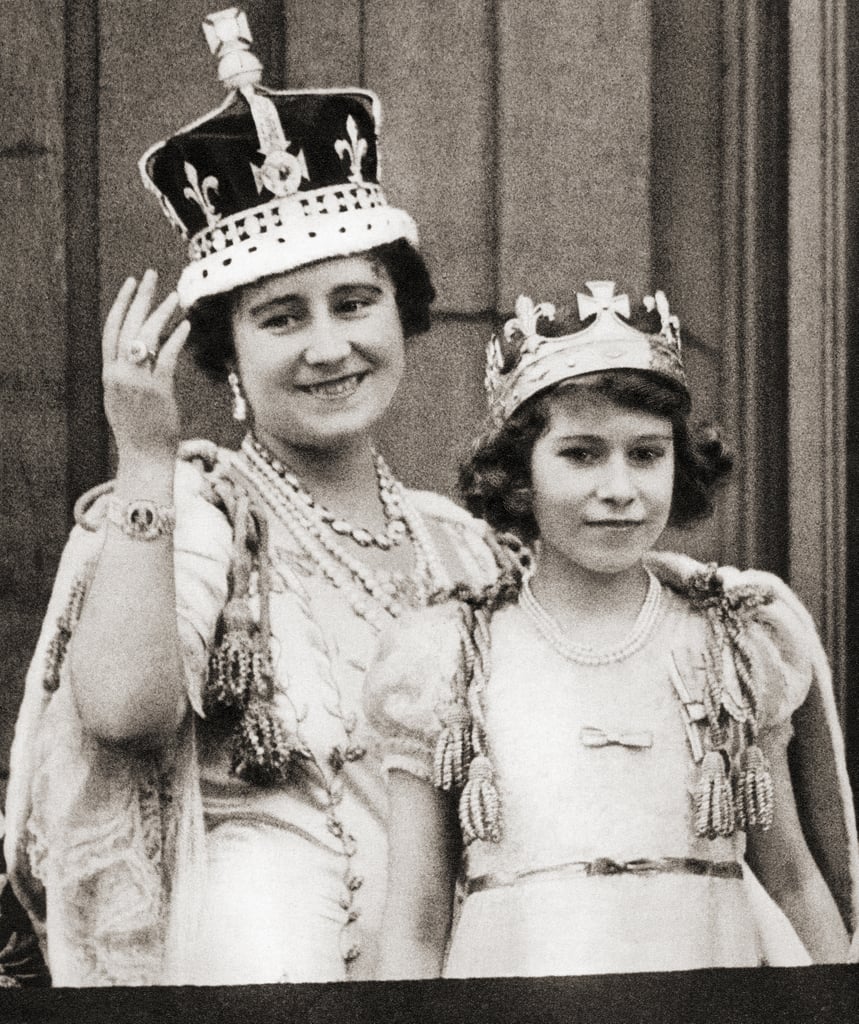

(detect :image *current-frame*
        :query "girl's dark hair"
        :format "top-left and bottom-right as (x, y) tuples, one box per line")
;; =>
(459, 371), (733, 544)
(186, 237), (435, 379)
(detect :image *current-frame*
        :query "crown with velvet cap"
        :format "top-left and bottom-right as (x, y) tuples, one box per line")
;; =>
(139, 7), (418, 308)
(485, 281), (688, 425)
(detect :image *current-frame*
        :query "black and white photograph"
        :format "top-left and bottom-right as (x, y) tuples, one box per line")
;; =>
(0, 1), (857, 1020)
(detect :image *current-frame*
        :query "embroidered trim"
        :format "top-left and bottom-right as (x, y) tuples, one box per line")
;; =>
(431, 559), (777, 847)
(683, 565), (776, 837)
(188, 183), (386, 260)
(44, 575), (90, 693)
(430, 568), (523, 845)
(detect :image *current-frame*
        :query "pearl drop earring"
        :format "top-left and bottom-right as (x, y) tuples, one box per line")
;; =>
(228, 370), (247, 422)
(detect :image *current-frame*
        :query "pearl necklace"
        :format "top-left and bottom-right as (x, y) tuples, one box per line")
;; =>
(249, 436), (407, 550)
(237, 439), (449, 630)
(518, 570), (663, 665)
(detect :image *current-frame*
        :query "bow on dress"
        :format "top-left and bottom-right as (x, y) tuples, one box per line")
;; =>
(579, 726), (653, 749)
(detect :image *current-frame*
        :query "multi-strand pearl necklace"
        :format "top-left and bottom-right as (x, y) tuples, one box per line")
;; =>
(237, 436), (450, 630)
(248, 436), (407, 551)
(518, 569), (663, 665)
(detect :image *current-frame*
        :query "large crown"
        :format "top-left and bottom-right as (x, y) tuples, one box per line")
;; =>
(485, 281), (687, 425)
(139, 7), (417, 308)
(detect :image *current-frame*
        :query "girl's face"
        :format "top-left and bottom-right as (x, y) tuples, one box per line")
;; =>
(529, 386), (675, 577)
(231, 255), (405, 451)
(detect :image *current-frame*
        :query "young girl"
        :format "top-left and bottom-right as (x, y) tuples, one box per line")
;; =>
(365, 282), (859, 977)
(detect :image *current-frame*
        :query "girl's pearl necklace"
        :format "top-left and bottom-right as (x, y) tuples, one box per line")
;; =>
(518, 569), (663, 665)
(237, 437), (450, 630)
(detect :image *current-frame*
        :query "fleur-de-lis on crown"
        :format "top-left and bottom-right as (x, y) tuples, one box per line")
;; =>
(643, 290), (681, 346)
(335, 115), (368, 184)
(183, 161), (221, 227)
(576, 281), (631, 323)
(503, 295), (556, 351)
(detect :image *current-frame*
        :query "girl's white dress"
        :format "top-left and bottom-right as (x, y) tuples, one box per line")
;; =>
(3, 444), (500, 985)
(365, 557), (859, 977)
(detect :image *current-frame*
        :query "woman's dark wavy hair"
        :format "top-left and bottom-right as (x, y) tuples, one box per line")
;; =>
(459, 370), (733, 545)
(186, 238), (435, 379)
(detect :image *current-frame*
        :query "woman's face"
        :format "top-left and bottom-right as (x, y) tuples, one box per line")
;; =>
(231, 255), (405, 451)
(529, 386), (675, 577)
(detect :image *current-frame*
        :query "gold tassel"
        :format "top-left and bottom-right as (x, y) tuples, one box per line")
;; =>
(433, 702), (473, 790)
(231, 695), (296, 786)
(694, 749), (735, 839)
(205, 597), (270, 713)
(735, 744), (774, 831)
(458, 754), (502, 845)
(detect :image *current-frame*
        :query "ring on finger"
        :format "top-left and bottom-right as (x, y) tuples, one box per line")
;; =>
(127, 340), (157, 367)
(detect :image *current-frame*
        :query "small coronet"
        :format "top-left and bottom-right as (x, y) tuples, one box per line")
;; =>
(485, 282), (687, 425)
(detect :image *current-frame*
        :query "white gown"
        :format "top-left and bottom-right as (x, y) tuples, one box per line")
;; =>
(365, 560), (859, 977)
(3, 444), (500, 985)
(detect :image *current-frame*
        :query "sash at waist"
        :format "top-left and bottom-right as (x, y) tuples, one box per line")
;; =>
(465, 856), (743, 895)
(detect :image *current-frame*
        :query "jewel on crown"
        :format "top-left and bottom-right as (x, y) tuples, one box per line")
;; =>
(485, 281), (686, 425)
(202, 7), (263, 88)
(139, 7), (419, 308)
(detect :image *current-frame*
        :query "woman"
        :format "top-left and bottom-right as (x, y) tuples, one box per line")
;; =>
(366, 285), (858, 977)
(3, 9), (502, 985)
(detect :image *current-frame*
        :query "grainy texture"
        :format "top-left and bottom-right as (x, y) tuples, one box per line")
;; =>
(284, 0), (361, 87)
(495, 0), (652, 303)
(364, 0), (495, 314)
(0, 0), (67, 799)
(1, 1), (847, 787)
(380, 317), (492, 497)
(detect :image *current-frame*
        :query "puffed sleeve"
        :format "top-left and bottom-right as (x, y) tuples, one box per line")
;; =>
(364, 602), (464, 783)
(172, 458), (233, 716)
(722, 567), (859, 934)
(719, 567), (818, 745)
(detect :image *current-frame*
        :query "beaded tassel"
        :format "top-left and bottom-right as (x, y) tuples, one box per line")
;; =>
(683, 563), (780, 838)
(230, 694), (296, 786)
(458, 754), (502, 844)
(735, 743), (774, 831)
(429, 581), (519, 845)
(205, 597), (270, 714)
(202, 494), (294, 787)
(459, 601), (502, 843)
(433, 702), (473, 790)
(694, 749), (735, 839)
